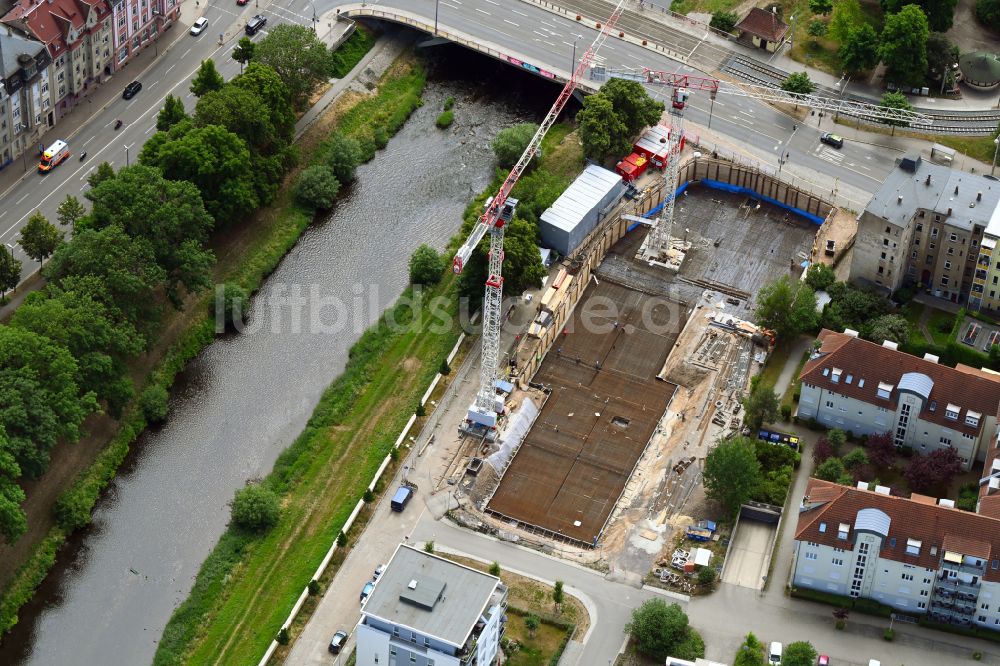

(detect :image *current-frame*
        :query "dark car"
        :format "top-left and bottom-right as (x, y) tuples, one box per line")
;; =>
(245, 14), (267, 35)
(360, 581), (375, 604)
(122, 81), (142, 99)
(236, 0), (248, 5)
(820, 132), (844, 149)
(328, 629), (348, 654)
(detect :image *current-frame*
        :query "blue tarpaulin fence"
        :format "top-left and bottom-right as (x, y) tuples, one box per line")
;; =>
(626, 177), (825, 231)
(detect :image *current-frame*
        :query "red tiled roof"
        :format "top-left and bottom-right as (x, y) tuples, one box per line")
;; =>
(955, 364), (1000, 383)
(800, 330), (1000, 438)
(979, 494), (1000, 519)
(2, 0), (109, 57)
(735, 7), (789, 43)
(796, 478), (1000, 582)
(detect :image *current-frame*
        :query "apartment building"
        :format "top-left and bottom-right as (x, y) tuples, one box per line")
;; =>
(357, 544), (508, 666)
(849, 154), (1000, 303)
(798, 329), (1000, 468)
(794, 477), (1000, 631)
(0, 24), (52, 166)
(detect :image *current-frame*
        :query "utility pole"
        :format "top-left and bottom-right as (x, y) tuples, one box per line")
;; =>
(992, 137), (999, 177)
(434, 0), (440, 35)
(571, 34), (583, 79)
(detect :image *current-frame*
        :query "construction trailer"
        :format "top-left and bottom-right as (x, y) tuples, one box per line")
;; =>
(539, 164), (626, 256)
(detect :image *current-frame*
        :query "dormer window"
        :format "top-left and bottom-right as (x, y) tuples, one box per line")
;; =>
(845, 374), (853, 384)
(945, 404), (960, 420)
(930, 400), (937, 412)
(838, 523), (850, 540)
(906, 538), (921, 555)
(858, 379), (865, 388)
(966, 411), (981, 427)
(819, 522), (827, 533)
(822, 368), (830, 377)
(831, 368), (842, 383)
(877, 382), (893, 400)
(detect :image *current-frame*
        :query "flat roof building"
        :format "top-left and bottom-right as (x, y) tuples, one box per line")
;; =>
(357, 544), (507, 666)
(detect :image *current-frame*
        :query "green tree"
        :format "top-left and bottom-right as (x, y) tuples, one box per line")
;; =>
(0, 245), (22, 299)
(45, 224), (166, 325)
(754, 276), (818, 340)
(140, 384), (170, 423)
(231, 63), (296, 149)
(710, 10), (739, 31)
(842, 447), (869, 472)
(808, 19), (828, 36)
(804, 262), (836, 291)
(822, 282), (892, 331)
(625, 599), (692, 660)
(977, 0), (1000, 26)
(781, 72), (817, 108)
(734, 632), (765, 666)
(862, 313), (910, 345)
(828, 428), (847, 451)
(489, 561), (501, 576)
(190, 59), (225, 97)
(926, 32), (960, 85)
(459, 218), (545, 301)
(423, 540), (435, 553)
(783, 641), (818, 666)
(295, 165), (341, 210)
(492, 122), (540, 169)
(880, 5), (930, 87)
(254, 24), (335, 108)
(232, 36), (255, 73)
(879, 90), (916, 135)
(704, 436), (762, 516)
(577, 94), (628, 160)
(56, 194), (87, 230)
(195, 85), (282, 157)
(0, 326), (97, 478)
(213, 282), (250, 331)
(553, 580), (564, 611)
(87, 161), (115, 189)
(86, 165), (214, 304)
(12, 287), (143, 416)
(743, 381), (780, 431)
(828, 0), (864, 42)
(697, 565), (717, 586)
(325, 132), (362, 184)
(409, 245), (444, 286)
(20, 211), (62, 267)
(524, 614), (540, 638)
(883, 0), (957, 30)
(815, 456), (847, 482)
(0, 429), (27, 544)
(810, 0), (833, 12)
(141, 123), (257, 227)
(839, 24), (881, 74)
(231, 483), (280, 531)
(600, 78), (665, 136)
(156, 94), (187, 132)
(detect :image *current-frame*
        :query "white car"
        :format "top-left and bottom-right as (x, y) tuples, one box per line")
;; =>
(190, 17), (208, 36)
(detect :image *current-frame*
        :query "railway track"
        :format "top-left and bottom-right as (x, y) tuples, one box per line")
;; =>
(721, 54), (1000, 135)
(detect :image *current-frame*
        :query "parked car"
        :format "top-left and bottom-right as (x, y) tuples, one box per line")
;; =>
(391, 485), (414, 512)
(818, 656), (829, 666)
(820, 132), (844, 149)
(236, 0), (248, 5)
(768, 641), (783, 664)
(373, 564), (386, 580)
(122, 81), (142, 99)
(190, 17), (209, 35)
(328, 629), (348, 654)
(244, 14), (267, 35)
(360, 580), (375, 604)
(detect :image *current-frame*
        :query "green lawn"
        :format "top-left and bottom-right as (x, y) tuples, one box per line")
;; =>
(669, 0), (744, 16)
(505, 614), (572, 666)
(758, 339), (796, 389)
(783, 0), (883, 76)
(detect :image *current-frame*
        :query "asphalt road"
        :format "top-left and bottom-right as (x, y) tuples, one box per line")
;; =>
(0, 0), (329, 282)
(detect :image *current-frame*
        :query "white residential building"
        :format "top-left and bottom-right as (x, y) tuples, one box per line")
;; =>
(357, 544), (508, 666)
(794, 478), (1000, 631)
(797, 328), (1000, 469)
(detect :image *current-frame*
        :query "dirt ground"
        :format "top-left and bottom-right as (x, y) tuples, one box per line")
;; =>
(947, 0), (1000, 57)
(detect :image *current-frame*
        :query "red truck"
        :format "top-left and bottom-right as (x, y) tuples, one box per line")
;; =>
(615, 152), (648, 182)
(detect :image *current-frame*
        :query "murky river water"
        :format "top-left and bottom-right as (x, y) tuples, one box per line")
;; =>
(0, 45), (558, 665)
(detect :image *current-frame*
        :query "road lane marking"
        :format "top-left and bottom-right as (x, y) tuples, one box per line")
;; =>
(512, 8), (527, 15)
(82, 136), (95, 147)
(475, 7), (490, 14)
(182, 47), (192, 58)
(504, 19), (518, 26)
(15, 192), (29, 205)
(146, 125), (157, 134)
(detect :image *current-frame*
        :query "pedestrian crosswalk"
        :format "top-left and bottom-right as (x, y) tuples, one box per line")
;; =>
(813, 145), (845, 164)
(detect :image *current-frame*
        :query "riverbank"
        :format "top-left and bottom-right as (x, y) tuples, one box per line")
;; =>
(0, 30), (381, 644)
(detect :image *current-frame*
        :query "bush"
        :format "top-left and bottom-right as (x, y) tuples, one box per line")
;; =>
(780, 404), (792, 421)
(363, 488), (375, 503)
(308, 579), (321, 596)
(883, 627), (894, 641)
(440, 358), (451, 375)
(140, 384), (170, 424)
(710, 10), (738, 32)
(337, 530), (348, 547)
(295, 165), (341, 210)
(808, 19), (828, 36)
(672, 628), (706, 660)
(424, 540), (435, 553)
(409, 244), (444, 285)
(231, 483), (281, 532)
(489, 561), (501, 576)
(697, 566), (717, 586)
(443, 96), (455, 111)
(626, 599), (694, 660)
(213, 282), (249, 331)
(435, 110), (454, 129)
(492, 123), (540, 168)
(325, 132), (362, 184)
(276, 627), (289, 645)
(976, 0), (1000, 28)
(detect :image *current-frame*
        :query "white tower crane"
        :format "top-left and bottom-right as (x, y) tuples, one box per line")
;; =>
(451, 1), (628, 438)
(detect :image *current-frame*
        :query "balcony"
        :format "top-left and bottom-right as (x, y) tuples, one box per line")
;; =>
(941, 560), (985, 576)
(935, 577), (980, 594)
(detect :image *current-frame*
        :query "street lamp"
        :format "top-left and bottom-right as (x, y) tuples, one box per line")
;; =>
(311, 1), (317, 33)
(992, 137), (999, 177)
(571, 33), (583, 78)
(434, 0), (440, 35)
(833, 73), (850, 122)
(124, 144), (129, 166)
(788, 14), (795, 53)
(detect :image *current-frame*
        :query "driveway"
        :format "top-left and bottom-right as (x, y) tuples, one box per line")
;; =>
(721, 521), (774, 589)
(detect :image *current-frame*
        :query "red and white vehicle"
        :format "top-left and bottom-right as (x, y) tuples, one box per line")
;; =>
(38, 139), (69, 173)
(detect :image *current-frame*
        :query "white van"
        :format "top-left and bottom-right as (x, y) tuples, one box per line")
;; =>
(868, 661), (881, 666)
(768, 641), (782, 664)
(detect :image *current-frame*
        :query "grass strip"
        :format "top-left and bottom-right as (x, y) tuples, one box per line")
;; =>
(0, 33), (379, 643)
(330, 27), (377, 79)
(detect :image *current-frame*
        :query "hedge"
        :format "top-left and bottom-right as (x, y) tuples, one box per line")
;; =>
(790, 586), (894, 617)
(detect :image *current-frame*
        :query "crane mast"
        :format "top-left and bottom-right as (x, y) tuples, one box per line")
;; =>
(452, 0), (627, 434)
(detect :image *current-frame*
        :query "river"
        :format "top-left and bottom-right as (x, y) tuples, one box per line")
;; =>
(0, 43), (557, 665)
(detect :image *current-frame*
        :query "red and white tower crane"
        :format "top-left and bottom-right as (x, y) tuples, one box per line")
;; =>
(451, 0), (628, 437)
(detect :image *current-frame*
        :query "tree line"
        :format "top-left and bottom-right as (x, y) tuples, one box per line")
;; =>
(0, 25), (346, 545)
